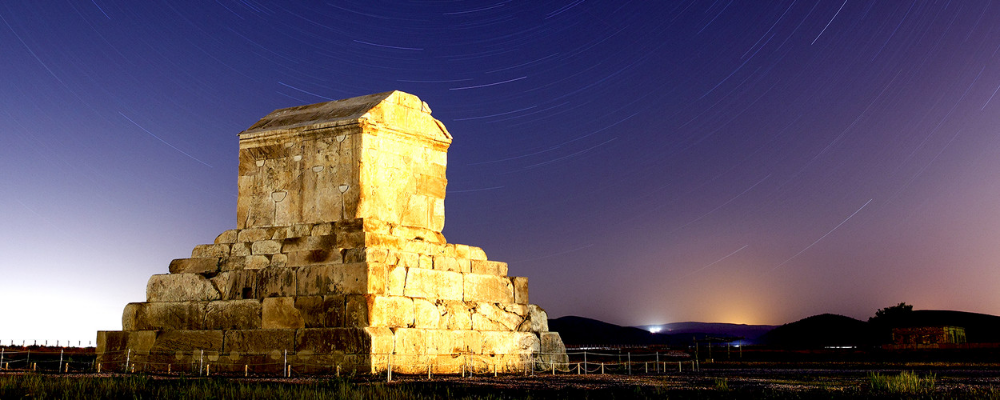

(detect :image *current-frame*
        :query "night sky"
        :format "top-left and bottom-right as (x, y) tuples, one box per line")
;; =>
(4, 1), (1000, 344)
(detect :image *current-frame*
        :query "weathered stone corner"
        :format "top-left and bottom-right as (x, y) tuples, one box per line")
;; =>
(97, 91), (567, 375)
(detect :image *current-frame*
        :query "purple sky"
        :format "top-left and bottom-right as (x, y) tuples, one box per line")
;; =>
(4, 1), (1000, 344)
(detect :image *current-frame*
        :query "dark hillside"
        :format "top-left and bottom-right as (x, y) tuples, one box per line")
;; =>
(659, 322), (776, 344)
(761, 314), (873, 348)
(880, 310), (1000, 343)
(548, 316), (655, 345)
(550, 317), (775, 346)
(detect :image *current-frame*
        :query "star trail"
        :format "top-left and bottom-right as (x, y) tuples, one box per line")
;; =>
(3, 1), (1000, 343)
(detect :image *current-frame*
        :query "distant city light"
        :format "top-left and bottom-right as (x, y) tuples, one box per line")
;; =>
(649, 326), (663, 334)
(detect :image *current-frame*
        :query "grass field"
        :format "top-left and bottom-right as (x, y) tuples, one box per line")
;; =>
(4, 366), (1000, 399)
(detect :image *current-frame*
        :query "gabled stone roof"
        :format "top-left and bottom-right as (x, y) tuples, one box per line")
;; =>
(242, 90), (451, 141)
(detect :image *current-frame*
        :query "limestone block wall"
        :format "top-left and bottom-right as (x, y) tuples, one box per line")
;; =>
(97, 219), (564, 374)
(236, 91), (450, 238)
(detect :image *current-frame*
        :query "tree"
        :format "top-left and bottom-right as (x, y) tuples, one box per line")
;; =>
(869, 302), (913, 324)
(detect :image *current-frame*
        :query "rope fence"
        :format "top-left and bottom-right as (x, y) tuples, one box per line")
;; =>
(0, 347), (702, 380)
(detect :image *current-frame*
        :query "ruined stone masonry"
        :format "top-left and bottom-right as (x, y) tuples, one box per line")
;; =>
(96, 91), (568, 374)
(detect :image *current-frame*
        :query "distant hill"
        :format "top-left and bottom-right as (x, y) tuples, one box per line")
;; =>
(548, 316), (656, 345)
(549, 316), (775, 346)
(761, 310), (1000, 348)
(760, 314), (872, 348)
(549, 310), (1000, 349)
(645, 322), (776, 343)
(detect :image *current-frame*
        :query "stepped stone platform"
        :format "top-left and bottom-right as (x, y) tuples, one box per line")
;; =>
(96, 91), (567, 374)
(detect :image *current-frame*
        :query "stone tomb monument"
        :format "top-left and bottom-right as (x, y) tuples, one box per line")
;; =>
(96, 91), (568, 375)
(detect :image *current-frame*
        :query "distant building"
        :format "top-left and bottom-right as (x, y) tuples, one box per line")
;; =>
(892, 326), (966, 347)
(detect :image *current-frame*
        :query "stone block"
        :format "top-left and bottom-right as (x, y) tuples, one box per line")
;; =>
(468, 246), (488, 261)
(364, 233), (404, 249)
(295, 295), (345, 328)
(121, 303), (141, 330)
(417, 173), (447, 199)
(286, 249), (343, 267)
(261, 297), (304, 329)
(437, 301), (473, 330)
(361, 218), (391, 235)
(367, 327), (396, 356)
(401, 195), (429, 228)
(281, 235), (336, 253)
(168, 258), (219, 274)
(97, 330), (156, 354)
(147, 273), (220, 302)
(272, 224), (312, 240)
(220, 255), (269, 272)
(212, 268), (296, 300)
(431, 198), (445, 232)
(386, 266), (406, 296)
(392, 329), (430, 372)
(224, 329), (295, 354)
(293, 223), (315, 237)
(237, 228), (272, 242)
(527, 304), (549, 333)
(437, 243), (457, 258)
(311, 223), (333, 236)
(252, 240), (282, 255)
(418, 254), (433, 269)
(150, 330), (223, 353)
(336, 231), (366, 248)
(219, 256), (246, 272)
(538, 332), (569, 371)
(512, 277), (529, 304)
(470, 260), (507, 276)
(125, 301), (208, 331)
(205, 299), (261, 330)
(345, 295), (369, 327)
(344, 248), (389, 263)
(192, 243), (230, 258)
(214, 229), (238, 244)
(268, 253), (287, 268)
(368, 296), (413, 328)
(413, 298), (439, 329)
(342, 248), (364, 263)
(230, 242), (252, 257)
(464, 274), (514, 303)
(295, 328), (376, 355)
(390, 225), (443, 243)
(399, 239), (432, 255)
(247, 255), (271, 270)
(334, 219), (364, 235)
(481, 331), (538, 356)
(429, 329), (481, 355)
(403, 268), (463, 300)
(395, 252), (419, 268)
(432, 256), (462, 272)
(454, 244), (470, 259)
(296, 263), (369, 296)
(427, 353), (465, 374)
(472, 303), (527, 332)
